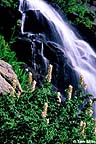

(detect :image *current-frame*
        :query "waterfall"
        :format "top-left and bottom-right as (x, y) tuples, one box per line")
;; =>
(19, 0), (96, 115)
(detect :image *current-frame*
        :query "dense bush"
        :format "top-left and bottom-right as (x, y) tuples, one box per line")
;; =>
(0, 79), (96, 143)
(51, 0), (95, 28)
(0, 0), (18, 8)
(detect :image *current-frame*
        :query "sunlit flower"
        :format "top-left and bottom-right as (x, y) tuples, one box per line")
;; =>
(89, 99), (93, 106)
(44, 103), (48, 112)
(85, 108), (93, 116)
(46, 64), (53, 82)
(29, 72), (32, 84)
(10, 89), (15, 97)
(94, 127), (96, 136)
(69, 85), (73, 93)
(80, 121), (86, 138)
(41, 103), (48, 118)
(17, 90), (21, 97)
(57, 92), (61, 106)
(46, 118), (49, 124)
(12, 79), (17, 90)
(80, 74), (84, 85)
(32, 80), (37, 92)
(68, 85), (73, 100)
(41, 111), (47, 118)
(84, 83), (88, 90)
(80, 121), (84, 127)
(83, 122), (86, 128)
(89, 109), (93, 116)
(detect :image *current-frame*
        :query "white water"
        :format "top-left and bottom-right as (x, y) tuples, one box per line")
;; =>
(19, 0), (96, 115)
(41, 42), (49, 71)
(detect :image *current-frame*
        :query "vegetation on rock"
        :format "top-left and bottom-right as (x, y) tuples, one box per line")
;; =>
(0, 0), (18, 9)
(51, 0), (96, 28)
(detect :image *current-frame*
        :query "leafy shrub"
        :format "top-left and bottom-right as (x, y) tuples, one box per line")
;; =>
(51, 0), (95, 28)
(0, 35), (28, 89)
(0, 0), (18, 8)
(0, 79), (96, 143)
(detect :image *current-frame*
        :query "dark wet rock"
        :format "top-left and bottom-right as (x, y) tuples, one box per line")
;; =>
(12, 33), (78, 93)
(12, 37), (32, 66)
(10, 6), (96, 94)
(76, 24), (96, 51)
(23, 10), (62, 44)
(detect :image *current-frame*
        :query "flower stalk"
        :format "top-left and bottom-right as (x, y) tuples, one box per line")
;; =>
(41, 103), (48, 118)
(12, 79), (17, 90)
(57, 92), (61, 106)
(46, 64), (53, 82)
(32, 80), (37, 92)
(68, 85), (73, 100)
(29, 72), (33, 84)
(80, 121), (86, 138)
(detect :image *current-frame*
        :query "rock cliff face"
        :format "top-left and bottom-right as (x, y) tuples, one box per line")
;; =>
(0, 60), (22, 95)
(12, 32), (78, 93)
(0, 1), (96, 94)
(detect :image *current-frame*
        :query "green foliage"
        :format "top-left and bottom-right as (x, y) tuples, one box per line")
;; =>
(0, 0), (18, 8)
(0, 79), (96, 143)
(0, 35), (28, 89)
(52, 0), (95, 28)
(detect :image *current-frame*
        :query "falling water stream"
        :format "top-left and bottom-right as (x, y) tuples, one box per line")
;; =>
(19, 0), (96, 115)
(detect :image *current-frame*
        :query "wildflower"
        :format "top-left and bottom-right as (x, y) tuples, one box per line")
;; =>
(44, 103), (48, 112)
(17, 90), (21, 97)
(41, 103), (48, 118)
(57, 92), (61, 106)
(85, 109), (88, 115)
(12, 79), (17, 90)
(80, 74), (84, 85)
(32, 80), (37, 92)
(29, 72), (32, 84)
(68, 85), (73, 100)
(10, 89), (15, 97)
(46, 118), (49, 124)
(80, 121), (84, 127)
(84, 83), (88, 90)
(89, 99), (93, 106)
(80, 121), (86, 138)
(94, 127), (96, 136)
(83, 122), (86, 128)
(41, 111), (47, 118)
(89, 109), (93, 116)
(85, 108), (93, 116)
(46, 64), (53, 82)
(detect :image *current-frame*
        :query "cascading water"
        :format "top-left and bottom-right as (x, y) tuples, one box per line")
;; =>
(19, 0), (96, 115)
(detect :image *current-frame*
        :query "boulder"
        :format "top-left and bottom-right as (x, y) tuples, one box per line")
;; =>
(0, 60), (22, 95)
